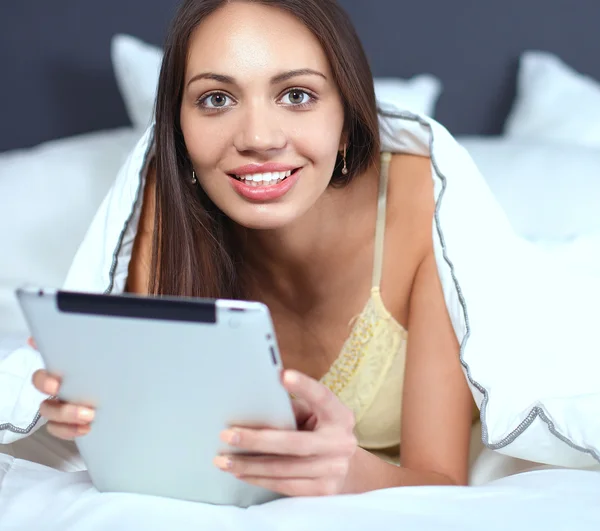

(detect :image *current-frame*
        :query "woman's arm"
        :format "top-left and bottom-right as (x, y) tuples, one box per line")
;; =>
(399, 249), (473, 485)
(342, 250), (473, 492)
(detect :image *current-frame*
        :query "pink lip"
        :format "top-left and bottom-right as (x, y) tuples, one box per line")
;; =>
(229, 168), (302, 202)
(227, 162), (300, 176)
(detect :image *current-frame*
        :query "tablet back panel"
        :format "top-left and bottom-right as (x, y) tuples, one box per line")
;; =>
(17, 288), (296, 507)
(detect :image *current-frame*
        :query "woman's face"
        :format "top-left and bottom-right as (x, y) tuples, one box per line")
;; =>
(180, 2), (346, 230)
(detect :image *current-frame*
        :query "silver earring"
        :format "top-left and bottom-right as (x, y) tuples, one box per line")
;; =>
(341, 144), (349, 175)
(191, 170), (198, 184)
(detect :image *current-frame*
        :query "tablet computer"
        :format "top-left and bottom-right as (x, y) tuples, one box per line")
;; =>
(16, 286), (297, 507)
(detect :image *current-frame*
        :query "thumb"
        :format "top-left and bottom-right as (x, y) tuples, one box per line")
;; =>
(27, 337), (38, 350)
(282, 370), (341, 424)
(290, 395), (317, 429)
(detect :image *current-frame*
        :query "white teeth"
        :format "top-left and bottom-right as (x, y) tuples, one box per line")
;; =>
(234, 170), (294, 185)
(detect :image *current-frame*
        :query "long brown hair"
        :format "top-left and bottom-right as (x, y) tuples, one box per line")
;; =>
(151, 0), (380, 299)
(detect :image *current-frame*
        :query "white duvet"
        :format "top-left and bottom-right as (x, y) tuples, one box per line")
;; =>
(534, 231), (600, 277)
(1, 454), (599, 531)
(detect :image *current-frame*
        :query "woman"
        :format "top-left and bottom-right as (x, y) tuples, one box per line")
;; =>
(27, 0), (476, 495)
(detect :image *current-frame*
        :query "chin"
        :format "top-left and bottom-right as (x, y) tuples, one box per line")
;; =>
(230, 207), (300, 231)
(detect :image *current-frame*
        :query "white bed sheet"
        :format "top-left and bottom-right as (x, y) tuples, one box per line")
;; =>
(1, 453), (599, 531)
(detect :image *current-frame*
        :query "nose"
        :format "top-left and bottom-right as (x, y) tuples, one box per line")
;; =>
(233, 102), (287, 154)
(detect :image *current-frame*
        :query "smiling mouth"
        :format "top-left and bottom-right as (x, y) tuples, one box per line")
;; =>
(228, 168), (301, 186)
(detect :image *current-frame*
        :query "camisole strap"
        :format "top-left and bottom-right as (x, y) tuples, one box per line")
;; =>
(372, 152), (392, 288)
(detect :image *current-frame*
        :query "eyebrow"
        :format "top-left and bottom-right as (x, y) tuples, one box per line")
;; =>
(187, 68), (327, 88)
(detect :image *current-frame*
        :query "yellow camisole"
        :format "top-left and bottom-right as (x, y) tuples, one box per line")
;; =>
(320, 153), (407, 461)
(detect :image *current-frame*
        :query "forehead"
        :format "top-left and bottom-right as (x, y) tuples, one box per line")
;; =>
(186, 2), (331, 79)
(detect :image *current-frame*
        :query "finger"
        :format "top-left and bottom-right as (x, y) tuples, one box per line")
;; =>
(238, 476), (339, 497)
(39, 398), (95, 426)
(27, 337), (38, 350)
(32, 369), (61, 396)
(221, 427), (341, 457)
(290, 396), (315, 428)
(283, 370), (351, 425)
(46, 422), (91, 440)
(215, 454), (349, 480)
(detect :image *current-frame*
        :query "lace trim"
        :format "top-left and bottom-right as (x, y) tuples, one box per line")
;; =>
(321, 288), (407, 423)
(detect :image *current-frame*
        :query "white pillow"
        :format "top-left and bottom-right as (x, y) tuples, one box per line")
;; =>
(457, 137), (600, 240)
(0, 128), (141, 336)
(110, 34), (442, 130)
(505, 51), (600, 147)
(111, 35), (163, 131)
(374, 76), (441, 117)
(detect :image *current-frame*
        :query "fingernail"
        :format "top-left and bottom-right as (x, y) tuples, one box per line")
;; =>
(284, 371), (299, 384)
(78, 408), (95, 422)
(213, 456), (232, 470)
(77, 424), (91, 436)
(224, 429), (241, 445)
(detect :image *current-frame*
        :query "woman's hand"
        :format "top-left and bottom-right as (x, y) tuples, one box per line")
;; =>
(28, 337), (96, 440)
(214, 370), (358, 497)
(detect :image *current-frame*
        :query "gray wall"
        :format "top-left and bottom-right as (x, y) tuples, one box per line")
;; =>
(1, 0), (599, 151)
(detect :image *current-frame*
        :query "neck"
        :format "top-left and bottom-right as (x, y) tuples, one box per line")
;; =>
(240, 167), (378, 308)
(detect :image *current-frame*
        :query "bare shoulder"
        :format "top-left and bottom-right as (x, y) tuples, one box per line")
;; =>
(376, 152), (434, 328)
(387, 152), (435, 260)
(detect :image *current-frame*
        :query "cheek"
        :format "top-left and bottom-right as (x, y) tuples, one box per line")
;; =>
(288, 104), (345, 167)
(180, 110), (233, 170)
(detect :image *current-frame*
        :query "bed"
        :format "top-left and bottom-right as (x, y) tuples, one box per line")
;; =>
(1, 1), (600, 529)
